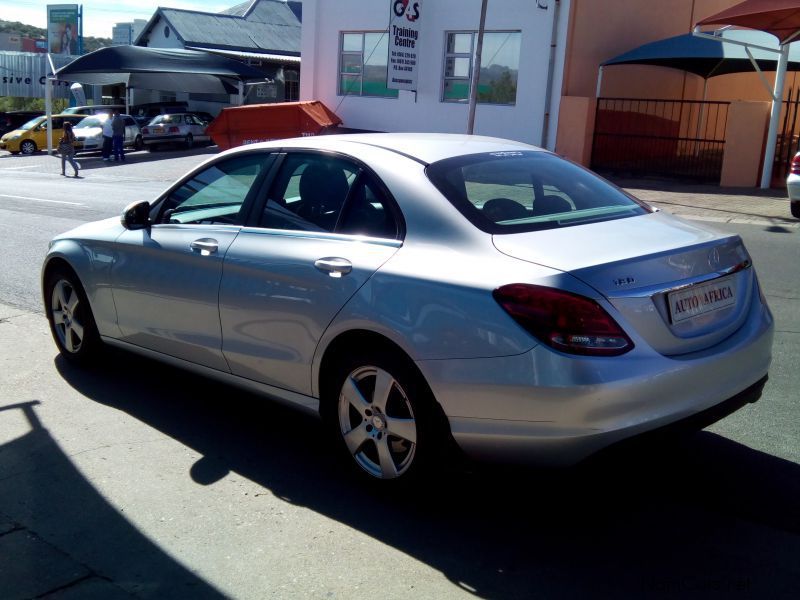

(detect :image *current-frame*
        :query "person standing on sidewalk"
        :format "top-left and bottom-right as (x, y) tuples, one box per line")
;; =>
(101, 116), (113, 161)
(111, 112), (125, 162)
(58, 121), (80, 178)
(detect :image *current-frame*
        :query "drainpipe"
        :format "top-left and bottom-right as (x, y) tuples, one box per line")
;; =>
(540, 0), (561, 149)
(467, 0), (489, 134)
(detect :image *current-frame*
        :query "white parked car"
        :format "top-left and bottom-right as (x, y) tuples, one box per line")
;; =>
(73, 114), (143, 153)
(141, 113), (210, 150)
(787, 152), (800, 218)
(42, 133), (774, 483)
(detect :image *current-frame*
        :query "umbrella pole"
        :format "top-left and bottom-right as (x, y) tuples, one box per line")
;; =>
(761, 44), (790, 189)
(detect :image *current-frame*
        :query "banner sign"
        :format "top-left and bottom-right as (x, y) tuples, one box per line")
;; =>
(47, 4), (80, 56)
(0, 52), (72, 99)
(387, 0), (423, 91)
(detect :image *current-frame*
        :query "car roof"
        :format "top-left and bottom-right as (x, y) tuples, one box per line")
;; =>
(244, 133), (543, 165)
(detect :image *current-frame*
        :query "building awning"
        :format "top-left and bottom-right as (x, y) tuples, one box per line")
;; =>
(186, 46), (301, 65)
(696, 0), (800, 44)
(602, 29), (800, 78)
(54, 45), (267, 94)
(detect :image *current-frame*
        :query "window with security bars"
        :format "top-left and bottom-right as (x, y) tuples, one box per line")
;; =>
(442, 31), (521, 105)
(339, 32), (398, 98)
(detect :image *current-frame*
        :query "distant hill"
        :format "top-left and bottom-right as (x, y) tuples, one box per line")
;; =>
(0, 19), (111, 53)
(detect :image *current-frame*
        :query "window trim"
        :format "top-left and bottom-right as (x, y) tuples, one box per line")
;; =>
(338, 30), (398, 99)
(440, 29), (521, 106)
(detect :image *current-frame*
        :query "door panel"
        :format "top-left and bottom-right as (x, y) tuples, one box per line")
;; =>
(219, 230), (399, 394)
(112, 225), (241, 371)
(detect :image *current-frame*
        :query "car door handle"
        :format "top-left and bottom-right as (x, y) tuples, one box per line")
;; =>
(190, 238), (219, 256)
(314, 257), (352, 277)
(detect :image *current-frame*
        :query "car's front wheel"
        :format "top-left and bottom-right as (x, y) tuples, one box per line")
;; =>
(323, 349), (442, 483)
(44, 265), (101, 364)
(20, 140), (37, 155)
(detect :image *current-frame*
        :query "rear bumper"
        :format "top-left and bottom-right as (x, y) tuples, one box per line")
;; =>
(143, 135), (183, 144)
(418, 292), (774, 466)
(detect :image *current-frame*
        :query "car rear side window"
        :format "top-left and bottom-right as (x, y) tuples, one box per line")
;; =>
(426, 151), (651, 234)
(260, 153), (358, 233)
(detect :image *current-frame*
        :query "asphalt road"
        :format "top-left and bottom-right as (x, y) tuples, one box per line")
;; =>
(1, 150), (799, 599)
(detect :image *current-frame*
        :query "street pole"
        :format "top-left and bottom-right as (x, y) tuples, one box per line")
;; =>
(467, 0), (488, 135)
(761, 43), (790, 189)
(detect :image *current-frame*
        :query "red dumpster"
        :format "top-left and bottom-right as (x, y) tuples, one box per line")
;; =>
(206, 100), (343, 151)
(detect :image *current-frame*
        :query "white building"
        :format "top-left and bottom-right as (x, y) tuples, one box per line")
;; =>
(112, 20), (147, 46)
(300, 0), (570, 148)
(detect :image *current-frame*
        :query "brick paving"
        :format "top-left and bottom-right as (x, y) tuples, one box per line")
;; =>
(614, 178), (798, 228)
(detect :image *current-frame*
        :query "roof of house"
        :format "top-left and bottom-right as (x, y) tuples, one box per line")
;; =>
(136, 0), (301, 56)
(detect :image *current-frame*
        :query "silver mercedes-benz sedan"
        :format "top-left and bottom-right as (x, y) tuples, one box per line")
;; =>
(42, 133), (774, 482)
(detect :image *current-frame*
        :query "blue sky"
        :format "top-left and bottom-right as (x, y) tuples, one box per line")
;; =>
(15, 1), (237, 38)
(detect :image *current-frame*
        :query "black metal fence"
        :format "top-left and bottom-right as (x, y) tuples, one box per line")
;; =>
(773, 87), (800, 182)
(591, 98), (730, 183)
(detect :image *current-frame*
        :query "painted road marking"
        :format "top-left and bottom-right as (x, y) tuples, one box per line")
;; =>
(0, 165), (39, 170)
(0, 194), (85, 206)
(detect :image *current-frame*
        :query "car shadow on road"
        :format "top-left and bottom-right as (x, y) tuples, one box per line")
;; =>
(50, 349), (800, 599)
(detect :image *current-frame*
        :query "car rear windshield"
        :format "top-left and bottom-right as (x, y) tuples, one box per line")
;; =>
(425, 151), (652, 234)
(150, 114), (183, 125)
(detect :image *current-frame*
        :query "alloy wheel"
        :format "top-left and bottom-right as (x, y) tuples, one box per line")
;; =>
(337, 365), (418, 479)
(50, 279), (85, 353)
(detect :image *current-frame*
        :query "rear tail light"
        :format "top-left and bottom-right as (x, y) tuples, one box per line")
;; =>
(791, 153), (800, 175)
(493, 284), (634, 356)
(168, 126), (180, 133)
(142, 127), (149, 134)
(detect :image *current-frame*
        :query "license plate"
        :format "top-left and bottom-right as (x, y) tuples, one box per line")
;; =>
(668, 275), (736, 323)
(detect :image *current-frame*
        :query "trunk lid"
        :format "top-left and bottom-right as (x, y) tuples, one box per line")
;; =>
(492, 212), (754, 355)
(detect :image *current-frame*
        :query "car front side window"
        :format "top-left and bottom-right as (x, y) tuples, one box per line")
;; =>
(157, 154), (271, 226)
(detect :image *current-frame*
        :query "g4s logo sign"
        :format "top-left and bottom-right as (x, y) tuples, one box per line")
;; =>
(393, 0), (421, 22)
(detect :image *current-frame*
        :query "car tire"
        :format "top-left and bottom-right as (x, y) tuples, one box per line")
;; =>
(20, 140), (37, 155)
(792, 201), (800, 219)
(321, 348), (444, 483)
(185, 134), (194, 149)
(134, 135), (143, 151)
(44, 265), (101, 365)
(147, 144), (159, 152)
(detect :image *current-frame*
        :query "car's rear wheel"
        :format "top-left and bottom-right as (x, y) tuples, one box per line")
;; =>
(185, 134), (194, 149)
(322, 348), (443, 483)
(147, 144), (159, 152)
(792, 200), (800, 219)
(44, 265), (101, 364)
(20, 140), (37, 155)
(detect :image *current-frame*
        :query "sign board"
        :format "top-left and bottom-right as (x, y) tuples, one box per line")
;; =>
(387, 0), (423, 91)
(47, 4), (80, 56)
(0, 52), (72, 99)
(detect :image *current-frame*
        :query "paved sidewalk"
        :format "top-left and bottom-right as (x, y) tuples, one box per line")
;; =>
(614, 178), (798, 228)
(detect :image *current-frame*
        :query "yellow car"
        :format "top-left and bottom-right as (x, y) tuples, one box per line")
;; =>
(0, 114), (85, 155)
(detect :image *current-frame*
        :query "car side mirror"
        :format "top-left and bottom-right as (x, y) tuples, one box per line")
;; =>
(121, 200), (151, 230)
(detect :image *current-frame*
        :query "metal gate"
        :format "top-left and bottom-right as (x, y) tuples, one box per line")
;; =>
(591, 98), (730, 183)
(773, 87), (800, 183)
